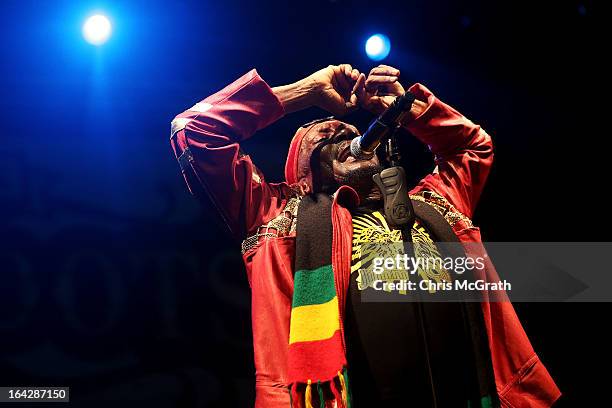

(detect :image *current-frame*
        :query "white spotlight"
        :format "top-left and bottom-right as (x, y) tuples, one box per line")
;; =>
(365, 34), (391, 61)
(83, 14), (112, 46)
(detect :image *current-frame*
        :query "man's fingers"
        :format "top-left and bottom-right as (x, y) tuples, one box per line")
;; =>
(352, 73), (366, 96)
(339, 64), (352, 78)
(333, 69), (353, 97)
(353, 73), (366, 106)
(369, 65), (400, 77)
(334, 65), (363, 100)
(333, 64), (351, 83)
(340, 65), (361, 88)
(345, 96), (359, 114)
(365, 75), (398, 84)
(365, 75), (398, 91)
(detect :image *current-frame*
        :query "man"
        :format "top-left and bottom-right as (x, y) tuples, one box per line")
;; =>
(170, 65), (560, 407)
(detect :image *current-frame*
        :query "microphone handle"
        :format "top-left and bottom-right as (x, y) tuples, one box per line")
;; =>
(379, 91), (416, 125)
(360, 92), (416, 154)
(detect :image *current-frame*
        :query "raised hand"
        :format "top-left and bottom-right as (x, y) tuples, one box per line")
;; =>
(307, 64), (362, 116)
(355, 64), (405, 115)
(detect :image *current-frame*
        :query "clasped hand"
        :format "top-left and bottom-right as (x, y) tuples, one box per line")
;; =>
(307, 64), (406, 116)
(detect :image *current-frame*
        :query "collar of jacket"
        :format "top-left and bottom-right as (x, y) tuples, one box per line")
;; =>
(330, 185), (360, 209)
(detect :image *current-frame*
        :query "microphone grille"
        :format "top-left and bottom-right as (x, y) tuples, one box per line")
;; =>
(350, 136), (374, 160)
(350, 137), (362, 158)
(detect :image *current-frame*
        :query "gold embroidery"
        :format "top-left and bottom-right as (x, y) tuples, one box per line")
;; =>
(241, 196), (300, 254)
(410, 190), (473, 228)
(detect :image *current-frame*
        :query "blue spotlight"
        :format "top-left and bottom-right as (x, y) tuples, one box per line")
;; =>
(83, 14), (112, 46)
(365, 34), (391, 61)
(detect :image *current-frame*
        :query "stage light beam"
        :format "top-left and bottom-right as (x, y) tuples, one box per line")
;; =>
(365, 34), (391, 61)
(83, 14), (112, 46)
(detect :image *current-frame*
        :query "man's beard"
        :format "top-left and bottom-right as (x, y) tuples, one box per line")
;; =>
(335, 163), (384, 198)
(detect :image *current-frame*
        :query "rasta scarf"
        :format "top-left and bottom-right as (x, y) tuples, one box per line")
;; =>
(288, 193), (350, 408)
(287, 192), (499, 408)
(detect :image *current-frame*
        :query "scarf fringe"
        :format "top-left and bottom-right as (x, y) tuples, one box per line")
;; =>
(305, 380), (313, 408)
(342, 367), (351, 408)
(330, 377), (344, 408)
(290, 383), (301, 408)
(337, 370), (347, 407)
(290, 368), (351, 408)
(317, 381), (324, 408)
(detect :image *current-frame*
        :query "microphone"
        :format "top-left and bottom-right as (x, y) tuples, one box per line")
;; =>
(350, 91), (416, 159)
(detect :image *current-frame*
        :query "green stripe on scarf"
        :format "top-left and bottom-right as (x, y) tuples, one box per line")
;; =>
(292, 265), (336, 308)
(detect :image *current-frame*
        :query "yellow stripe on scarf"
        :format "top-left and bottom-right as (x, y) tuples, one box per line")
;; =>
(289, 296), (340, 344)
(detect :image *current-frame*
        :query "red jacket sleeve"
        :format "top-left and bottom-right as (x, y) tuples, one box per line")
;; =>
(406, 83), (494, 219)
(170, 69), (294, 238)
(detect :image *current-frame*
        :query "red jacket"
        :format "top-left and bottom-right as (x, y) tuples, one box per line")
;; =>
(170, 70), (561, 407)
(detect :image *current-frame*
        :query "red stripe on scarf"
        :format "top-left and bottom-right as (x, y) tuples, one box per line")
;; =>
(287, 329), (347, 383)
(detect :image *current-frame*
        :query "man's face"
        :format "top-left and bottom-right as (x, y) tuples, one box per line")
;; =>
(300, 120), (382, 195)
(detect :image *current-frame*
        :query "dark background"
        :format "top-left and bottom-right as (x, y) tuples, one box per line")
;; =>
(0, 0), (607, 406)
